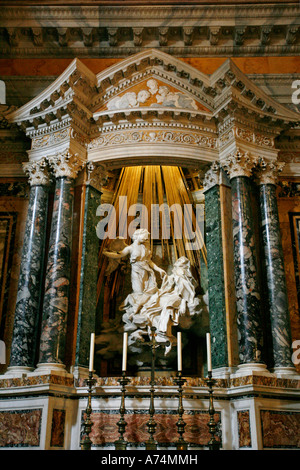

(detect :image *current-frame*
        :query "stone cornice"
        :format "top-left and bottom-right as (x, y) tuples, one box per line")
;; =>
(0, 4), (299, 58)
(1, 4), (298, 24)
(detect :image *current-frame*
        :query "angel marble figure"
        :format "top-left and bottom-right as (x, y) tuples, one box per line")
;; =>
(103, 228), (166, 295)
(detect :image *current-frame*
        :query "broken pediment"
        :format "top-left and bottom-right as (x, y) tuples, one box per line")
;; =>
(4, 50), (300, 171)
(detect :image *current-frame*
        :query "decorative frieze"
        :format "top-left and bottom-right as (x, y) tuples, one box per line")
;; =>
(88, 129), (218, 150)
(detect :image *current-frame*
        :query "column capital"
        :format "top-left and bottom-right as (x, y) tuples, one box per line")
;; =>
(202, 161), (222, 192)
(22, 158), (50, 186)
(86, 161), (108, 192)
(48, 150), (85, 179)
(221, 149), (258, 179)
(255, 158), (285, 185)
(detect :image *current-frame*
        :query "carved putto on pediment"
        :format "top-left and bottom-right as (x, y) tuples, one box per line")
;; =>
(105, 78), (199, 112)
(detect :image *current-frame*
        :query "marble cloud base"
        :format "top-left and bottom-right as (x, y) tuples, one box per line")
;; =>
(0, 370), (299, 450)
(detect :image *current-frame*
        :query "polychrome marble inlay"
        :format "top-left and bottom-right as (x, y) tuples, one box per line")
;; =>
(258, 183), (294, 369)
(231, 176), (264, 365)
(75, 184), (102, 369)
(38, 177), (74, 366)
(205, 184), (228, 370)
(10, 184), (49, 369)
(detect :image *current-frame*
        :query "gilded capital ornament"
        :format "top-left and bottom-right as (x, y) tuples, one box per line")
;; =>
(86, 161), (108, 192)
(221, 149), (257, 179)
(22, 158), (50, 186)
(255, 158), (285, 185)
(202, 161), (221, 192)
(48, 151), (85, 179)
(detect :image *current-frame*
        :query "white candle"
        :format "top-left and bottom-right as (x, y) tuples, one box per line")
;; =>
(89, 333), (95, 372)
(206, 333), (212, 372)
(122, 332), (128, 372)
(177, 332), (182, 372)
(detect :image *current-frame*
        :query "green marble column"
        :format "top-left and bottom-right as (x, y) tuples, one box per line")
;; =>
(37, 152), (84, 371)
(203, 162), (228, 371)
(256, 160), (296, 375)
(223, 151), (266, 372)
(74, 163), (107, 374)
(8, 160), (50, 373)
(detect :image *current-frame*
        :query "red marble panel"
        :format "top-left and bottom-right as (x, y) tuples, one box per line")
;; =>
(237, 410), (252, 448)
(0, 409), (42, 447)
(50, 409), (65, 448)
(261, 410), (300, 448)
(84, 410), (221, 447)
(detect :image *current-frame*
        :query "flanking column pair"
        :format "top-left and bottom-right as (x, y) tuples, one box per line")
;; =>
(8, 152), (85, 374)
(255, 158), (295, 375)
(204, 152), (295, 375)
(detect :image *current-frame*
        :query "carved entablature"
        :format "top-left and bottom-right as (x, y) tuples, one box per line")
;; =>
(5, 50), (300, 175)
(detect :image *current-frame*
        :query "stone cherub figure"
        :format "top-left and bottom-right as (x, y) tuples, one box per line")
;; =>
(102, 228), (201, 357)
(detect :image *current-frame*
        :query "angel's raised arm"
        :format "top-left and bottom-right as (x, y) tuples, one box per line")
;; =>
(103, 245), (131, 259)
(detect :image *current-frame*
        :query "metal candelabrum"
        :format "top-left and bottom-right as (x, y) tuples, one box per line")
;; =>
(173, 371), (188, 450)
(145, 326), (158, 450)
(205, 371), (221, 450)
(80, 370), (96, 450)
(115, 371), (131, 450)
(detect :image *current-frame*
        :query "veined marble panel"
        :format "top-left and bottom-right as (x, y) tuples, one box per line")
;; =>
(0, 408), (42, 448)
(80, 409), (221, 449)
(260, 410), (300, 449)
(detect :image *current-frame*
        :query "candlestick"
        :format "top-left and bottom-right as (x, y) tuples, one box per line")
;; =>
(80, 370), (96, 450)
(115, 371), (130, 450)
(205, 371), (221, 450)
(89, 333), (95, 372)
(206, 332), (212, 372)
(173, 371), (187, 450)
(145, 326), (158, 450)
(177, 332), (182, 372)
(122, 332), (128, 372)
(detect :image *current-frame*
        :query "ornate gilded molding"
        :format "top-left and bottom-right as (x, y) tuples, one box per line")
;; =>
(221, 149), (258, 179)
(48, 151), (85, 179)
(22, 158), (50, 186)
